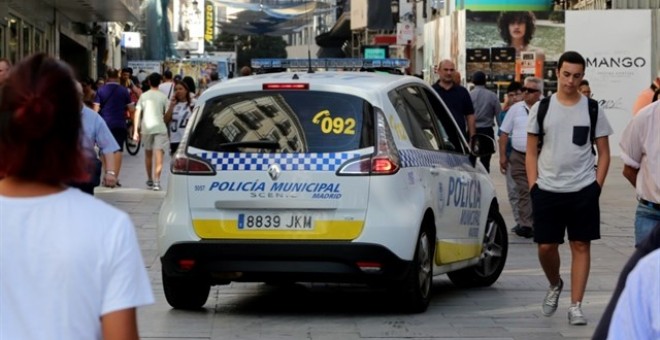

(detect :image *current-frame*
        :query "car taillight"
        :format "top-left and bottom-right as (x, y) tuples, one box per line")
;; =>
(263, 83), (309, 90)
(171, 154), (215, 175)
(337, 107), (400, 176)
(372, 157), (398, 174)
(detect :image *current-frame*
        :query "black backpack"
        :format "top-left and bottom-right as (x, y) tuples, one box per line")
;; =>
(537, 96), (599, 155)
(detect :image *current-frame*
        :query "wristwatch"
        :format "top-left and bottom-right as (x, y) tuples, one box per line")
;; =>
(106, 170), (117, 176)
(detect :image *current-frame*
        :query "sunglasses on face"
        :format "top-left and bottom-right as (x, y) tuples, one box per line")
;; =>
(522, 87), (540, 93)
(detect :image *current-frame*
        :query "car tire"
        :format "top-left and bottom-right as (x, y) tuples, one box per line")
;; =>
(447, 209), (508, 287)
(162, 271), (211, 310)
(394, 228), (434, 313)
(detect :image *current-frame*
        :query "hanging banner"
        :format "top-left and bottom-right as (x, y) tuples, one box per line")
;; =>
(204, 1), (216, 51)
(566, 10), (653, 156)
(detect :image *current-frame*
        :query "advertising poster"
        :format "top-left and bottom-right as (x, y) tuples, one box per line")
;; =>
(466, 48), (490, 82)
(566, 10), (653, 156)
(175, 0), (205, 54)
(490, 47), (516, 82)
(465, 10), (565, 88)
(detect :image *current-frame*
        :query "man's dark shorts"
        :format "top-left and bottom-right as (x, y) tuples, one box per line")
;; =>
(110, 127), (127, 152)
(531, 181), (601, 243)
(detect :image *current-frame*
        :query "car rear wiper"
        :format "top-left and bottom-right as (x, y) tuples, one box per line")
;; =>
(218, 139), (280, 151)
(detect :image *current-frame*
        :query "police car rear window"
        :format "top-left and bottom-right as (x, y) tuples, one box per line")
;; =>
(188, 91), (373, 153)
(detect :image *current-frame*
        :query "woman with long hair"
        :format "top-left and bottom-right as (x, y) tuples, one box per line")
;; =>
(0, 53), (153, 340)
(166, 80), (196, 156)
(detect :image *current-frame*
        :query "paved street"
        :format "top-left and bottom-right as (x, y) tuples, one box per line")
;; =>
(96, 149), (639, 340)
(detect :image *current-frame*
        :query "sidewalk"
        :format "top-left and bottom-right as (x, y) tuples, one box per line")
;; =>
(95, 150), (639, 339)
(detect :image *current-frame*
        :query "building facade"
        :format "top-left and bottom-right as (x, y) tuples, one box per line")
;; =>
(0, 0), (139, 80)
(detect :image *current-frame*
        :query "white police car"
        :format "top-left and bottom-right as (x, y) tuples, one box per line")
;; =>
(158, 59), (508, 312)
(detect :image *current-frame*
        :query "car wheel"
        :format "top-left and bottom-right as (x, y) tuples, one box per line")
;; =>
(162, 271), (211, 310)
(447, 209), (508, 287)
(395, 228), (433, 313)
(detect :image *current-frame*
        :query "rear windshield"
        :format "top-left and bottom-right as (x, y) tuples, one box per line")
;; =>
(188, 91), (373, 153)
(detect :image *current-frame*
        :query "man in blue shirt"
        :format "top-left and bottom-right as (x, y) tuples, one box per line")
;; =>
(93, 68), (134, 185)
(432, 59), (476, 141)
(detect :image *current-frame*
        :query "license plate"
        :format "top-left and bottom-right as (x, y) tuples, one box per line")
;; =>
(237, 213), (313, 230)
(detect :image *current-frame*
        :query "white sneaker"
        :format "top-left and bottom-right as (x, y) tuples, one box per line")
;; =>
(568, 302), (587, 325)
(152, 182), (161, 191)
(542, 278), (563, 316)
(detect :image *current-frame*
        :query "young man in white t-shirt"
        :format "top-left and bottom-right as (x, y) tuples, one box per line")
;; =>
(133, 73), (170, 191)
(525, 51), (613, 326)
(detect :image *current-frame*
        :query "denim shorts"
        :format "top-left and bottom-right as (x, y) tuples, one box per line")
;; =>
(634, 202), (660, 247)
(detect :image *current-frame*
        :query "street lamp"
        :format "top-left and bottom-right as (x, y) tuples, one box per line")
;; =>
(391, 0), (400, 26)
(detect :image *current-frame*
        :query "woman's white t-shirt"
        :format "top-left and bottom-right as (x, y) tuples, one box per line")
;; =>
(169, 99), (195, 144)
(0, 188), (154, 339)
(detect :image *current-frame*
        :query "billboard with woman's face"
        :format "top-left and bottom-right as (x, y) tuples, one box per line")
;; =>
(465, 10), (565, 95)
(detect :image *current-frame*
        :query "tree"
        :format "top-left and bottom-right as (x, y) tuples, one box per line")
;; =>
(213, 33), (287, 69)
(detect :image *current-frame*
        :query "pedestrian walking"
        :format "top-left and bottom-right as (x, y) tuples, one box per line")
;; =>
(579, 79), (591, 98)
(498, 81), (524, 231)
(499, 77), (543, 238)
(167, 80), (196, 156)
(619, 100), (660, 246)
(0, 53), (153, 340)
(158, 70), (175, 100)
(525, 51), (613, 326)
(432, 59), (476, 141)
(592, 223), (660, 339)
(632, 70), (660, 115)
(470, 71), (501, 172)
(607, 246), (660, 339)
(93, 68), (135, 186)
(133, 72), (170, 191)
(70, 81), (120, 195)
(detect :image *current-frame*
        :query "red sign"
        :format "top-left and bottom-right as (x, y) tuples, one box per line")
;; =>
(373, 35), (396, 45)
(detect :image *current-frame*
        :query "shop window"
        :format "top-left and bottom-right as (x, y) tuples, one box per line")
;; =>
(34, 30), (43, 53)
(23, 24), (32, 57)
(8, 17), (19, 64)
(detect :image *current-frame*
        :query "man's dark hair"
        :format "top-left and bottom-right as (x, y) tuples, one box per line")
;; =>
(472, 71), (486, 86)
(557, 51), (586, 72)
(507, 81), (523, 93)
(497, 11), (536, 46)
(210, 71), (219, 81)
(580, 79), (590, 86)
(163, 70), (173, 80)
(148, 72), (162, 87)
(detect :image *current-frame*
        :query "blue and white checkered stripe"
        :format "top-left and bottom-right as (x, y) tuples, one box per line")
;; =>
(196, 152), (362, 171)
(399, 149), (472, 169)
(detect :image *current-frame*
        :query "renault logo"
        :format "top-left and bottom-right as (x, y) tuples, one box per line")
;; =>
(267, 164), (281, 181)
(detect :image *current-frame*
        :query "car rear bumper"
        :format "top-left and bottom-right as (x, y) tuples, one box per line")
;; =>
(161, 240), (413, 284)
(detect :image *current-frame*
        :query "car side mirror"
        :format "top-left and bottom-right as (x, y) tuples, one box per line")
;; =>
(470, 134), (496, 157)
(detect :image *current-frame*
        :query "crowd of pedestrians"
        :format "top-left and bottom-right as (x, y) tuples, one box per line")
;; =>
(0, 48), (658, 338)
(434, 50), (659, 331)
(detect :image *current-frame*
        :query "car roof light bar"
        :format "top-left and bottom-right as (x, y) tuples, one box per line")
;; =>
(251, 58), (410, 71)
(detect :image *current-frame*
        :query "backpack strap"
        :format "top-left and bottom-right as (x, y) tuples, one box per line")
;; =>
(587, 98), (599, 155)
(536, 96), (551, 152)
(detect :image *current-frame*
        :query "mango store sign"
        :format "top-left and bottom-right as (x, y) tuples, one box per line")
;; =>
(566, 10), (653, 156)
